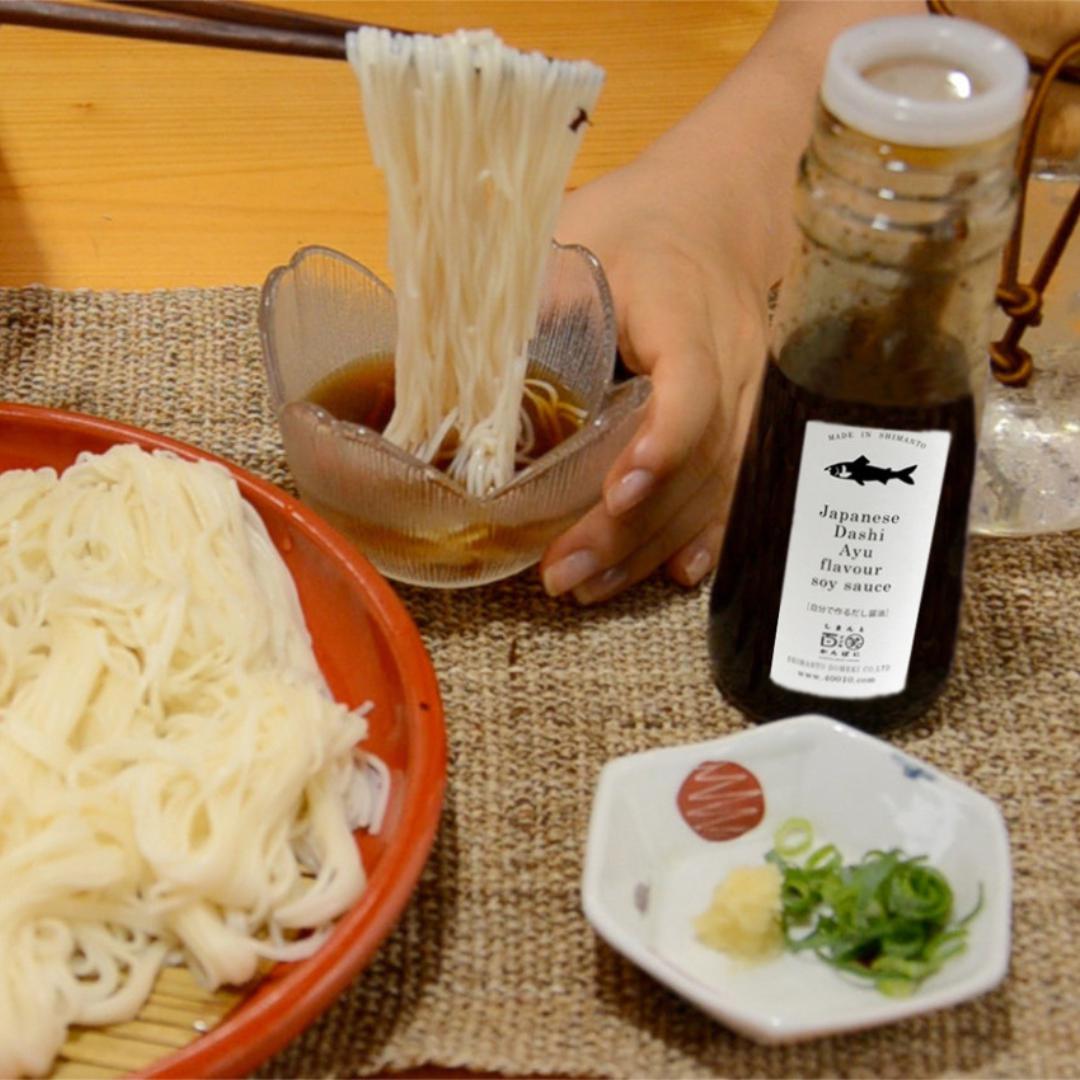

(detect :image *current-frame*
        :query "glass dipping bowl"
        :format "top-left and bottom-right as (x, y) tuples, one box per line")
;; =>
(259, 243), (649, 588)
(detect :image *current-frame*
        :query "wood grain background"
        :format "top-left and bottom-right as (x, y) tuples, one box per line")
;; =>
(0, 1), (774, 289)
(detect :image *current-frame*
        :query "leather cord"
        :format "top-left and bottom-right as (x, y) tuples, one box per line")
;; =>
(991, 36), (1080, 385)
(927, 0), (1080, 386)
(926, 0), (1080, 84)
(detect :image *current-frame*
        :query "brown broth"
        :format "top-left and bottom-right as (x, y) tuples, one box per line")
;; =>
(308, 356), (397, 432)
(306, 355), (585, 468)
(303, 495), (580, 580)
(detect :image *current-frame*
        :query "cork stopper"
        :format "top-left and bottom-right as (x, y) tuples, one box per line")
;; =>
(821, 15), (1028, 147)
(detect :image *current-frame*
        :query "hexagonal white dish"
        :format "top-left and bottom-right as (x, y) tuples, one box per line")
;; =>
(581, 714), (1011, 1044)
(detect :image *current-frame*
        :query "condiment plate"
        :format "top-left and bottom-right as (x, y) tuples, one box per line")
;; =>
(581, 714), (1010, 1044)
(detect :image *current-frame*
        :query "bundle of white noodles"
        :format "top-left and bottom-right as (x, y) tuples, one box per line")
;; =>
(0, 446), (385, 1078)
(348, 27), (604, 496)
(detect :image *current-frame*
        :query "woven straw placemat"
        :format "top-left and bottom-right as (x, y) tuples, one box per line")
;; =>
(1, 285), (1077, 1080)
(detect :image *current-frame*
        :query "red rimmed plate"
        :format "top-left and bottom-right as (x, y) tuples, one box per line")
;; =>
(0, 403), (446, 1079)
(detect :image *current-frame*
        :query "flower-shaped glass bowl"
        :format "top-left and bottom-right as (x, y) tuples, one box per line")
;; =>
(260, 244), (649, 587)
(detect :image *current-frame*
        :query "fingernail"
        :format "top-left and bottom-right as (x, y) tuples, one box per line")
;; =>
(682, 546), (713, 586)
(573, 565), (629, 605)
(606, 469), (654, 516)
(542, 550), (600, 597)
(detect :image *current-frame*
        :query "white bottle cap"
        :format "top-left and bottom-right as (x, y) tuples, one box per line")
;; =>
(821, 15), (1028, 147)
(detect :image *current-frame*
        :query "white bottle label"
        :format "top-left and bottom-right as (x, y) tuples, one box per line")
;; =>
(769, 420), (952, 699)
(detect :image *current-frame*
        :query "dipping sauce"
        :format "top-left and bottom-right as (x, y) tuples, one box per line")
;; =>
(300, 356), (593, 582)
(307, 355), (397, 433)
(307, 356), (586, 469)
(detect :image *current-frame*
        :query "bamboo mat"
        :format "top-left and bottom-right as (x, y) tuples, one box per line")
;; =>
(0, 285), (1077, 1080)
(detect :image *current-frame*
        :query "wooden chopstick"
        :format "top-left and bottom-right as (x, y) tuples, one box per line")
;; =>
(113, 0), (402, 38)
(0, 0), (411, 59)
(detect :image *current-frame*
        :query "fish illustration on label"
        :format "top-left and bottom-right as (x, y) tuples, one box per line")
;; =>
(826, 455), (916, 486)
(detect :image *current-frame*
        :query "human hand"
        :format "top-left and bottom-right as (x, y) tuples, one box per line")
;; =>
(539, 152), (773, 604)
(537, 0), (900, 604)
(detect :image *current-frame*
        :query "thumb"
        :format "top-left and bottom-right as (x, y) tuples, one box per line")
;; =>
(603, 336), (722, 518)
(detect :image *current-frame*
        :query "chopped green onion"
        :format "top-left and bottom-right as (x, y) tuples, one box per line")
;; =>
(767, 829), (982, 997)
(806, 843), (842, 871)
(773, 817), (814, 858)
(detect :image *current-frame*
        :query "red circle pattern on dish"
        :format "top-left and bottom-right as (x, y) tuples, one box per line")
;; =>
(676, 761), (765, 841)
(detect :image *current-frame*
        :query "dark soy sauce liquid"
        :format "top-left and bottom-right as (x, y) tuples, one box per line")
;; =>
(307, 355), (584, 465)
(308, 356), (398, 433)
(708, 327), (976, 731)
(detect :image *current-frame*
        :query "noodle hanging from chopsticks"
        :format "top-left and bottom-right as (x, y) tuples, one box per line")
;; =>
(348, 27), (603, 495)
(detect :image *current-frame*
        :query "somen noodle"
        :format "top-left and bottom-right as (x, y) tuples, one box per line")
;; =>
(0, 446), (384, 1078)
(347, 27), (604, 495)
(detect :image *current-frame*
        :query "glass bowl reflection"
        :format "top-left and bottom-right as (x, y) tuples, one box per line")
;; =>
(259, 243), (648, 587)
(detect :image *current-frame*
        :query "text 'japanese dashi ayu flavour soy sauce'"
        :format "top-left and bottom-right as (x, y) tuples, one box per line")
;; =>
(709, 17), (1029, 730)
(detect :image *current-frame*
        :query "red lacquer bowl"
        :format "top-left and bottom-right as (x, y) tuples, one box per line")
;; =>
(0, 403), (446, 1078)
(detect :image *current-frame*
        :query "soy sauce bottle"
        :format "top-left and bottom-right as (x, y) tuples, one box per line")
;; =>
(709, 16), (1028, 730)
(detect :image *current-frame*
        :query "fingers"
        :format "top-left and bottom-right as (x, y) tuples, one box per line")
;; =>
(667, 516), (729, 588)
(663, 368), (761, 589)
(602, 338), (721, 518)
(539, 317), (759, 604)
(540, 431), (730, 603)
(551, 468), (728, 604)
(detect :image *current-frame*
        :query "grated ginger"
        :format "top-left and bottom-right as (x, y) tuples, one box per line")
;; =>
(694, 863), (783, 962)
